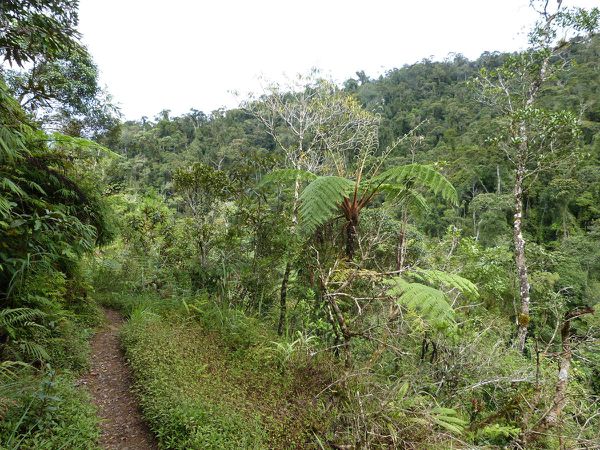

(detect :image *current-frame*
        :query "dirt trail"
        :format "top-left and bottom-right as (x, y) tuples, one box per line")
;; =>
(81, 308), (157, 450)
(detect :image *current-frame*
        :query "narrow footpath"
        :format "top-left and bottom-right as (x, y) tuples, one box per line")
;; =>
(81, 308), (157, 450)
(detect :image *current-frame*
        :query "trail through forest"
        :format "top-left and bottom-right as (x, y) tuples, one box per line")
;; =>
(81, 309), (157, 450)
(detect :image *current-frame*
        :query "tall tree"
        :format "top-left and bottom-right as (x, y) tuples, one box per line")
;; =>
(246, 74), (378, 334)
(475, 0), (599, 351)
(173, 162), (231, 268)
(0, 0), (80, 67)
(5, 44), (118, 137)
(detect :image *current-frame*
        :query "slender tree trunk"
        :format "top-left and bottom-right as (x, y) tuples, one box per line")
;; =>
(198, 241), (206, 268)
(541, 319), (573, 431)
(497, 164), (501, 195)
(396, 208), (408, 271)
(539, 307), (593, 430)
(514, 161), (531, 352)
(345, 206), (360, 260)
(277, 261), (291, 336)
(562, 206), (569, 240)
(345, 221), (357, 260)
(292, 174), (300, 225)
(327, 293), (352, 367)
(277, 174), (300, 335)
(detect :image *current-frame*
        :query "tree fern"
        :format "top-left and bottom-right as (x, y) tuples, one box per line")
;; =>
(15, 341), (49, 362)
(386, 277), (455, 328)
(373, 164), (458, 206)
(299, 176), (355, 234)
(49, 132), (119, 159)
(0, 308), (47, 341)
(0, 308), (49, 362)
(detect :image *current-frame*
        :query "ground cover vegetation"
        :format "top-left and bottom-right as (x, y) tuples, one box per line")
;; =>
(2, 0), (600, 448)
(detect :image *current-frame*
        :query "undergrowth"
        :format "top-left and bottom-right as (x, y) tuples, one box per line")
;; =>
(0, 369), (99, 450)
(104, 291), (336, 449)
(0, 295), (103, 449)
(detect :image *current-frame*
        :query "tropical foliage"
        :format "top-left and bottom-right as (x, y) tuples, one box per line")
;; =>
(2, 0), (600, 448)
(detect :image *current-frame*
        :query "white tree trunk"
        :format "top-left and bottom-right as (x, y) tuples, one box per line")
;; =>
(514, 161), (531, 352)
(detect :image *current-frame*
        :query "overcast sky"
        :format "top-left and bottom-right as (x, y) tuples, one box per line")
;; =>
(78, 0), (599, 120)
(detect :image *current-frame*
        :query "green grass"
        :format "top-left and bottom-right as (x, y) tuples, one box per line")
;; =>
(114, 292), (336, 449)
(0, 371), (100, 450)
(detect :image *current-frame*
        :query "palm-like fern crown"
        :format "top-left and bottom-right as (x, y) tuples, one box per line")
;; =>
(298, 163), (457, 234)
(387, 278), (455, 329)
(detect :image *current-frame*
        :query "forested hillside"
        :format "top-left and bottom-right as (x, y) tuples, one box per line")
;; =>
(2, 1), (600, 449)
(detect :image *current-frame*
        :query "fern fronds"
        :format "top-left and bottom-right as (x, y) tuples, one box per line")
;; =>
(411, 269), (479, 299)
(0, 361), (29, 380)
(0, 177), (26, 198)
(378, 184), (430, 211)
(428, 407), (467, 434)
(299, 176), (355, 234)
(16, 341), (49, 362)
(386, 277), (455, 328)
(0, 194), (15, 219)
(0, 308), (48, 354)
(373, 164), (458, 206)
(48, 132), (120, 159)
(0, 308), (46, 330)
(258, 168), (316, 188)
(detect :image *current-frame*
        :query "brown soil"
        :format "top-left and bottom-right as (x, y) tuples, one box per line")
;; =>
(81, 308), (157, 450)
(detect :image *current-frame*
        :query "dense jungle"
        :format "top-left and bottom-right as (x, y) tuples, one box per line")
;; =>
(1, 1), (600, 448)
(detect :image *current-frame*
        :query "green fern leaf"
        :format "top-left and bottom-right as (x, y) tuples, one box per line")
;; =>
(378, 184), (430, 211)
(299, 176), (355, 234)
(386, 277), (455, 328)
(0, 307), (46, 327)
(430, 407), (467, 434)
(49, 132), (120, 159)
(411, 269), (479, 299)
(373, 164), (458, 206)
(17, 340), (49, 362)
(0, 361), (29, 380)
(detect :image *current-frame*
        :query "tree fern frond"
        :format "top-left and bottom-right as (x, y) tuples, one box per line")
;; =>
(411, 269), (479, 299)
(0, 195), (15, 218)
(0, 125), (27, 163)
(299, 176), (355, 234)
(0, 177), (26, 198)
(386, 277), (455, 328)
(378, 184), (430, 212)
(258, 168), (317, 188)
(373, 164), (458, 205)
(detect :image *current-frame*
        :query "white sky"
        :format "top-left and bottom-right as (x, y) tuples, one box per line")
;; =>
(78, 0), (599, 120)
